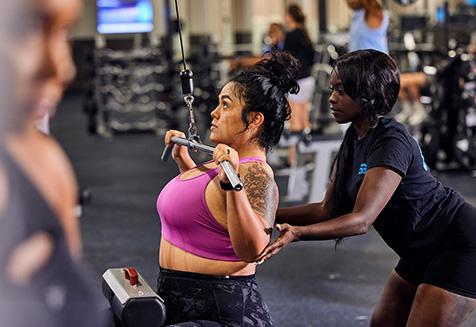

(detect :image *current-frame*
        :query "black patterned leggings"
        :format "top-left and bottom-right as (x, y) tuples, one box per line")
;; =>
(157, 268), (273, 327)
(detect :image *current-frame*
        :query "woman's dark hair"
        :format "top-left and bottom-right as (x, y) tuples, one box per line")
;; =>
(335, 49), (400, 126)
(326, 50), (400, 220)
(287, 4), (312, 45)
(230, 51), (300, 151)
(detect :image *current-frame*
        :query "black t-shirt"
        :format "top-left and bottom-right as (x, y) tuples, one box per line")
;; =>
(283, 29), (315, 80)
(345, 118), (465, 259)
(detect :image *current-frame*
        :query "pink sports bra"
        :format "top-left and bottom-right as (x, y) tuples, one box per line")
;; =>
(156, 157), (265, 261)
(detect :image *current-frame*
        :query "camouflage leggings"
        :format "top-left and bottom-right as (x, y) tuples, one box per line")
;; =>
(157, 268), (273, 327)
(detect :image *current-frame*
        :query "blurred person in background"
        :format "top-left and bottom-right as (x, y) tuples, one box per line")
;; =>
(283, 4), (316, 167)
(346, 0), (389, 54)
(229, 22), (286, 71)
(263, 22), (286, 53)
(346, 0), (428, 127)
(0, 1), (105, 326)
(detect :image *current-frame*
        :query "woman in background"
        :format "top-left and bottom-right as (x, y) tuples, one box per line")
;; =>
(283, 4), (316, 166)
(346, 0), (389, 54)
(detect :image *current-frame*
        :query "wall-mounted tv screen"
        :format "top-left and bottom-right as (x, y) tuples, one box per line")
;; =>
(97, 0), (154, 34)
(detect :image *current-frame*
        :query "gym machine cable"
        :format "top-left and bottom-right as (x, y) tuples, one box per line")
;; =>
(161, 0), (243, 191)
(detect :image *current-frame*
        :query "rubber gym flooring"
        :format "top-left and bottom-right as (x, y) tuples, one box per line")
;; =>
(52, 93), (476, 326)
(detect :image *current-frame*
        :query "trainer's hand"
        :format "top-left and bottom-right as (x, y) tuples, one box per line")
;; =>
(213, 144), (239, 182)
(165, 130), (187, 160)
(256, 224), (300, 263)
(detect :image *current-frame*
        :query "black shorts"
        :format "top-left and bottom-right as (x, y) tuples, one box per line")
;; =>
(157, 268), (273, 327)
(395, 202), (476, 299)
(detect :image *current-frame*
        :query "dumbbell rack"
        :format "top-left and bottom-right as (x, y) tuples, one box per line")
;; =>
(419, 53), (476, 171)
(93, 47), (174, 137)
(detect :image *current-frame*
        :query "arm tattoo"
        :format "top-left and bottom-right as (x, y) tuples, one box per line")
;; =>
(243, 164), (277, 228)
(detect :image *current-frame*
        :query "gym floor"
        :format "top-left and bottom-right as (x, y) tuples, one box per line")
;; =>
(53, 93), (476, 327)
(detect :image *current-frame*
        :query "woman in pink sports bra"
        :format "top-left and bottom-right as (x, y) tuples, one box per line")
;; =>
(156, 51), (301, 326)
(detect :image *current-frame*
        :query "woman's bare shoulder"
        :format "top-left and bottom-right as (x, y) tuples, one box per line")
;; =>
(239, 161), (278, 223)
(239, 160), (276, 183)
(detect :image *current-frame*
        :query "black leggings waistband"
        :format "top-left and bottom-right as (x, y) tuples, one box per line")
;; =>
(159, 267), (256, 282)
(157, 268), (272, 326)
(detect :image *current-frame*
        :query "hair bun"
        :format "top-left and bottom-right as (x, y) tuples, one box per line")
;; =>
(252, 51), (301, 95)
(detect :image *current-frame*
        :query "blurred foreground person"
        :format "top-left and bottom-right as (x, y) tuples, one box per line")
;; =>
(0, 1), (106, 326)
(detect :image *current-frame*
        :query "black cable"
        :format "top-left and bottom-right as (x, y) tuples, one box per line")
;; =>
(174, 0), (187, 71)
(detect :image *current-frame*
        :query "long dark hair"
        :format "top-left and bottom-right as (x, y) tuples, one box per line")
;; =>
(230, 51), (301, 151)
(325, 50), (400, 220)
(287, 4), (312, 45)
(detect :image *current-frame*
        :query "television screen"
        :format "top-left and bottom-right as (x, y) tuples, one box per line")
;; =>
(97, 0), (154, 34)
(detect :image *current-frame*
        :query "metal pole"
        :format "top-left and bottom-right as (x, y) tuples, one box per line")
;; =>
(318, 0), (327, 34)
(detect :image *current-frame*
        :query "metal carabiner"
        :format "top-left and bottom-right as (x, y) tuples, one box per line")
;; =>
(184, 95), (201, 143)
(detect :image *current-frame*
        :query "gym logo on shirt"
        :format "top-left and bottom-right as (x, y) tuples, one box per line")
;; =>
(358, 163), (368, 176)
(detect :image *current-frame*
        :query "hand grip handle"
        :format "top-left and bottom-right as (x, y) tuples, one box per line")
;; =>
(163, 137), (243, 191)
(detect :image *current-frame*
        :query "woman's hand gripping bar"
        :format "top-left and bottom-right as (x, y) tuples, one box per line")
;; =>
(161, 137), (243, 191)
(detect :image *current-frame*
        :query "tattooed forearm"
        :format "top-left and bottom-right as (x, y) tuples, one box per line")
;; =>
(243, 164), (277, 227)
